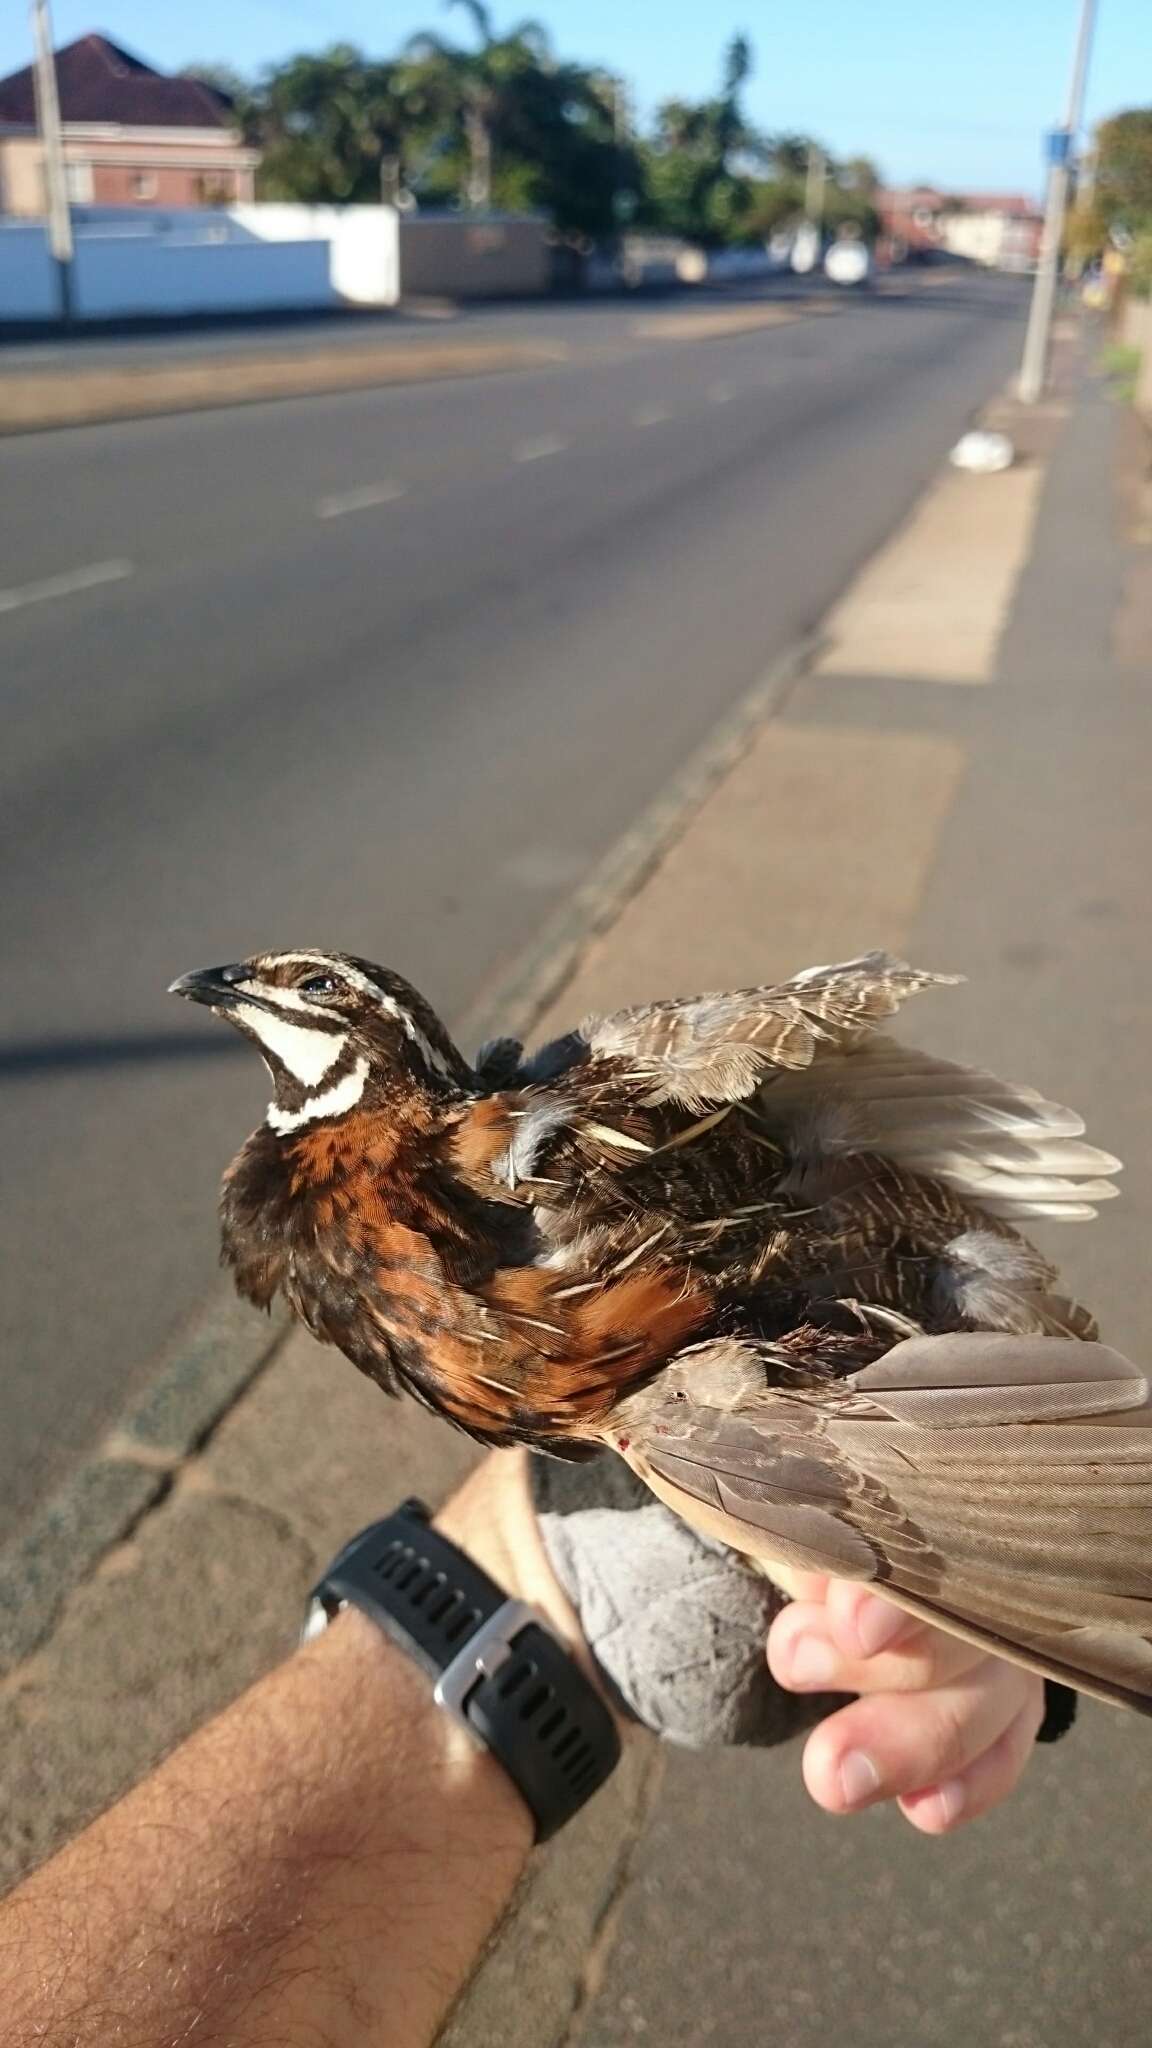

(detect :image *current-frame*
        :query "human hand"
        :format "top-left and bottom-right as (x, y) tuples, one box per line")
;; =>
(767, 1575), (1046, 1834)
(440, 1446), (1055, 1821)
(441, 1445), (830, 1744)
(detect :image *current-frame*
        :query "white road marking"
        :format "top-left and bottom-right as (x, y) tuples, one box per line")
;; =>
(0, 558), (133, 617)
(315, 481), (407, 520)
(514, 434), (568, 462)
(632, 404), (672, 427)
(707, 382), (735, 405)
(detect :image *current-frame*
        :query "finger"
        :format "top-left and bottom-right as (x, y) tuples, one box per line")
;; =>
(768, 1596), (982, 1696)
(897, 1687), (1044, 1835)
(799, 1658), (1034, 1813)
(823, 1582), (924, 1660)
(760, 1565), (831, 1604)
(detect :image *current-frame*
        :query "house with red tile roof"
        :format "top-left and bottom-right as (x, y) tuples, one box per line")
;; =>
(0, 31), (257, 215)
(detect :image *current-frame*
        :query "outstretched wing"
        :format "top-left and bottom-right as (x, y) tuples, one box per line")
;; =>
(572, 952), (951, 1111)
(520, 952), (1120, 1227)
(614, 1333), (1152, 1714)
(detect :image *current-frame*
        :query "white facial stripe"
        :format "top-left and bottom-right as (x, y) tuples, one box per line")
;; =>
(249, 956), (457, 1081)
(267, 1057), (370, 1133)
(376, 994), (454, 1079)
(243, 984), (324, 1016)
(264, 952), (381, 999)
(233, 1003), (346, 1086)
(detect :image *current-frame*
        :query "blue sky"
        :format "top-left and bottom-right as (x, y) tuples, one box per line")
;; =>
(3, 1), (1149, 195)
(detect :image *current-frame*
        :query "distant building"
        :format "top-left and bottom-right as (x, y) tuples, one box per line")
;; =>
(939, 195), (1043, 274)
(0, 32), (258, 216)
(876, 186), (1042, 271)
(876, 186), (952, 258)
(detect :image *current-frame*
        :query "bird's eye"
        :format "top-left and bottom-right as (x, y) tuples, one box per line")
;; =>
(299, 973), (339, 997)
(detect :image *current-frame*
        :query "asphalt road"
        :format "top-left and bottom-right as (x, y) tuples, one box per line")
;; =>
(0, 266), (846, 370)
(0, 271), (1028, 1546)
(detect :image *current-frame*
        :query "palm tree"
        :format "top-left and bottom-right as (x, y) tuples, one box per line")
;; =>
(404, 2), (552, 210)
(248, 46), (415, 205)
(644, 33), (758, 248)
(715, 33), (753, 160)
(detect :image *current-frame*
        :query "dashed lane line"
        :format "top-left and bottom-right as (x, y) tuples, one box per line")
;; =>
(513, 434), (569, 462)
(315, 481), (407, 519)
(0, 558), (134, 617)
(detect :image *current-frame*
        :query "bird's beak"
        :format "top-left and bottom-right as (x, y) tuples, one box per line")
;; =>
(168, 964), (250, 1010)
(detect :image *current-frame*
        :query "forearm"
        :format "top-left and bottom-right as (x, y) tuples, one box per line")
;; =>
(2, 1606), (533, 2048)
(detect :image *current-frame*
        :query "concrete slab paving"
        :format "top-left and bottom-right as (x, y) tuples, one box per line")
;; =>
(563, 354), (1152, 2048)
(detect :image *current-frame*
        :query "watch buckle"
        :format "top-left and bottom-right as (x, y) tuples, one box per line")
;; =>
(432, 1598), (540, 1727)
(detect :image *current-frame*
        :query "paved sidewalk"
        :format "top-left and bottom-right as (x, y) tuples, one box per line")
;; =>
(4, 338), (1151, 2047)
(558, 356), (1152, 2048)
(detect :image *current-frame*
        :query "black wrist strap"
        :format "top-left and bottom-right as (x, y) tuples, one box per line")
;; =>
(306, 1499), (620, 1842)
(1037, 1680), (1078, 1743)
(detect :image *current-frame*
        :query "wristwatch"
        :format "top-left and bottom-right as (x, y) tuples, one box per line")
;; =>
(304, 1498), (621, 1842)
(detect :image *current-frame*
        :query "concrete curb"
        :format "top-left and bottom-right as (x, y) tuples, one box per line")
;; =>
(0, 631), (816, 1678)
(0, 1299), (290, 1676)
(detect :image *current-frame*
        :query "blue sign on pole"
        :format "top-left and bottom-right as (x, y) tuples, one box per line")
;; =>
(1046, 127), (1073, 166)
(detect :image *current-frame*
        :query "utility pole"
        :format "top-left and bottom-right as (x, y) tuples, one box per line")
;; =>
(29, 0), (73, 323)
(1018, 0), (1098, 403)
(805, 144), (827, 231)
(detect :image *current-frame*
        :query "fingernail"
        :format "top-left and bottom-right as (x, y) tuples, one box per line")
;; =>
(839, 1750), (881, 1808)
(931, 1779), (965, 1827)
(854, 1597), (907, 1658)
(788, 1636), (839, 1686)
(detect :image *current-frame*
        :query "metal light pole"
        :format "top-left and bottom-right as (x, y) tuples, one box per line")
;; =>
(805, 144), (827, 232)
(29, 0), (73, 322)
(1018, 0), (1098, 403)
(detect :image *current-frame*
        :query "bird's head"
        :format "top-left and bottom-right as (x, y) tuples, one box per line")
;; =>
(169, 949), (472, 1133)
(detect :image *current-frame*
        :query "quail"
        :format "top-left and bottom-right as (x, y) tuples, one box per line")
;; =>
(171, 948), (1152, 1714)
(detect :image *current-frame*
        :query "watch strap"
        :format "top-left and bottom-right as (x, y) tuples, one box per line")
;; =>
(1037, 1680), (1078, 1743)
(306, 1499), (620, 1841)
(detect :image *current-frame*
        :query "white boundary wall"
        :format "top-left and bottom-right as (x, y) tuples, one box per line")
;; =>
(0, 224), (59, 318)
(0, 218), (334, 321)
(1, 205), (550, 320)
(77, 236), (331, 318)
(228, 205), (399, 305)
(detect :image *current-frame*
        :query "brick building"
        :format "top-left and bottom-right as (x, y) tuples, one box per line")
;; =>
(876, 186), (1042, 270)
(0, 32), (257, 215)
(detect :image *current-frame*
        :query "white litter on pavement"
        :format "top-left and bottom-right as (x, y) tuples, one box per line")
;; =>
(950, 430), (1015, 473)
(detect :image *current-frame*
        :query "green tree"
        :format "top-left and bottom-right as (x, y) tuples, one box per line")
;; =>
(743, 143), (881, 249)
(838, 154), (881, 198)
(640, 32), (759, 247)
(404, 3), (551, 210)
(402, 6), (635, 236)
(764, 134), (813, 179)
(180, 62), (251, 110)
(1094, 109), (1152, 235)
(241, 46), (415, 204)
(181, 21), (883, 254)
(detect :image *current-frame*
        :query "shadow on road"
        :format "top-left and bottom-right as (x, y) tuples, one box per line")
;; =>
(872, 285), (1029, 318)
(0, 1029), (245, 1078)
